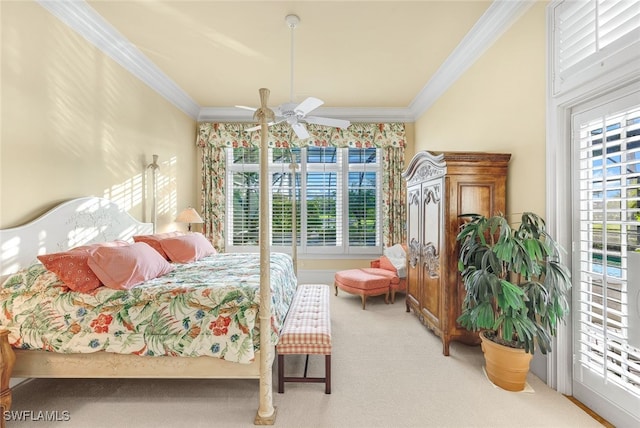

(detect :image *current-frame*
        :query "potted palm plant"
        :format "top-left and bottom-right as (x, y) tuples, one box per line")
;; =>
(456, 212), (572, 391)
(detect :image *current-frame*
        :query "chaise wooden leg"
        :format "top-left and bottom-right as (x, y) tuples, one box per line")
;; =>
(360, 295), (366, 310)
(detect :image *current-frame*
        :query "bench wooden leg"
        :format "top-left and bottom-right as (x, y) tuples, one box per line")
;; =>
(325, 354), (331, 394)
(278, 354), (285, 393)
(277, 354), (332, 394)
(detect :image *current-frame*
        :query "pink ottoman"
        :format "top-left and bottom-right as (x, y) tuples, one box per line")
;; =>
(334, 268), (390, 310)
(361, 267), (405, 304)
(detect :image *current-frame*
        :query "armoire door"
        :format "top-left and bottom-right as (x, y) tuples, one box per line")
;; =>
(406, 185), (421, 310)
(420, 180), (443, 328)
(447, 175), (504, 335)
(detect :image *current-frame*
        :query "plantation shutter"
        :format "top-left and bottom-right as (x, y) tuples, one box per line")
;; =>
(572, 91), (640, 419)
(271, 148), (300, 246)
(347, 148), (381, 247)
(304, 147), (341, 251)
(225, 146), (382, 254)
(228, 148), (260, 246)
(552, 0), (640, 94)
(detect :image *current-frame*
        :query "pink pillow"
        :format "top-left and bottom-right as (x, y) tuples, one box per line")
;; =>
(159, 233), (217, 263)
(133, 231), (185, 259)
(87, 242), (175, 290)
(37, 241), (129, 293)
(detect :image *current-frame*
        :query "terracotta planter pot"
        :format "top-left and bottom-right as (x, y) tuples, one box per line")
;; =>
(480, 331), (533, 392)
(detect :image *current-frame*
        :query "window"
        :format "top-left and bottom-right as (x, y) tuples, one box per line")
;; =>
(573, 96), (640, 418)
(547, 2), (640, 424)
(552, 0), (640, 94)
(226, 146), (381, 255)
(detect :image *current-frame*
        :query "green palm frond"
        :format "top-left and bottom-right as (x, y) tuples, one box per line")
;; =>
(457, 211), (572, 354)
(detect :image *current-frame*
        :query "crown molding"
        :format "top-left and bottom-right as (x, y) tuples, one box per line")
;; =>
(37, 0), (200, 119)
(197, 106), (414, 123)
(316, 107), (415, 123)
(38, 0), (534, 123)
(408, 0), (536, 118)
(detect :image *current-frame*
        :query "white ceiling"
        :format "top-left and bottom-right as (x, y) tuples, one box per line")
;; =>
(42, 1), (536, 121)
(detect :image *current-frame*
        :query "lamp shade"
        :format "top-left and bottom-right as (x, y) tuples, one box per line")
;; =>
(175, 207), (204, 224)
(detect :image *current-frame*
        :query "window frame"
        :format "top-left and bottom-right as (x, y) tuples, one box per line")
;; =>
(546, 2), (640, 425)
(570, 85), (640, 425)
(224, 146), (382, 256)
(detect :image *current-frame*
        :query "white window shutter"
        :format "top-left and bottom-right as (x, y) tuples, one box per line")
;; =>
(553, 0), (640, 95)
(225, 147), (381, 255)
(573, 97), (640, 410)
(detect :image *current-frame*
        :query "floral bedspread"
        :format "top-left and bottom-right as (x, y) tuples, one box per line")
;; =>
(0, 253), (297, 364)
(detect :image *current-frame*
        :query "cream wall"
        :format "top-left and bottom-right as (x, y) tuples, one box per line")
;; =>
(1, 1), (543, 268)
(413, 1), (547, 218)
(0, 1), (197, 231)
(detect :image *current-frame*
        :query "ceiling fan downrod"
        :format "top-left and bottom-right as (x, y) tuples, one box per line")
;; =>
(285, 14), (300, 104)
(240, 13), (350, 138)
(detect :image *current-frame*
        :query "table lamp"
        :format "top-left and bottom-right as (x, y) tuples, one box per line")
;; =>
(175, 207), (204, 231)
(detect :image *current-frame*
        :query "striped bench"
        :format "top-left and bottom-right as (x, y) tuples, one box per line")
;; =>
(277, 283), (332, 394)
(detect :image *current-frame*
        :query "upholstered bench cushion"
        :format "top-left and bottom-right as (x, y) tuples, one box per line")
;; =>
(277, 284), (331, 355)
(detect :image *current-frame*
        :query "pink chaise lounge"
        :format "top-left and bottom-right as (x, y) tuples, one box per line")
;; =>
(334, 253), (407, 310)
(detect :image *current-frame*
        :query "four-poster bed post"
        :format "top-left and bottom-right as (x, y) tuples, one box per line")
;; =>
(289, 157), (298, 276)
(254, 88), (277, 425)
(146, 154), (159, 232)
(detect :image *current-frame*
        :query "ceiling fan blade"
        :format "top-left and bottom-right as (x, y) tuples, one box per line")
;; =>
(304, 116), (351, 129)
(245, 118), (287, 133)
(291, 122), (310, 139)
(235, 105), (257, 112)
(294, 97), (324, 116)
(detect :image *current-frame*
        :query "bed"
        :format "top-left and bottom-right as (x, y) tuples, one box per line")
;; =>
(0, 196), (297, 423)
(0, 89), (287, 425)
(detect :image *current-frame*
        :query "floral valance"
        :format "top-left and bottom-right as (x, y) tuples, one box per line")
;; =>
(197, 122), (405, 149)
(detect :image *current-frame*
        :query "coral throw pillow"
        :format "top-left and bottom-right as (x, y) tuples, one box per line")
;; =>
(87, 242), (175, 290)
(159, 233), (217, 263)
(37, 241), (129, 293)
(379, 255), (398, 273)
(133, 231), (186, 259)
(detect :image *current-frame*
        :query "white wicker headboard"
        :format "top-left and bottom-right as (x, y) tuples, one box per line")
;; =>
(0, 197), (153, 277)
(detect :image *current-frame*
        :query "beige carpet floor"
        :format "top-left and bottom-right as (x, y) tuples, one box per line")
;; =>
(8, 288), (604, 428)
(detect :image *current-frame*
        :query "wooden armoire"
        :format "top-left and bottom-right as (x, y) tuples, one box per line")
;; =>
(402, 151), (510, 356)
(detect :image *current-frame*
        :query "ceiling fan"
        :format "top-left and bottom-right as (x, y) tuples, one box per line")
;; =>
(240, 14), (350, 139)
